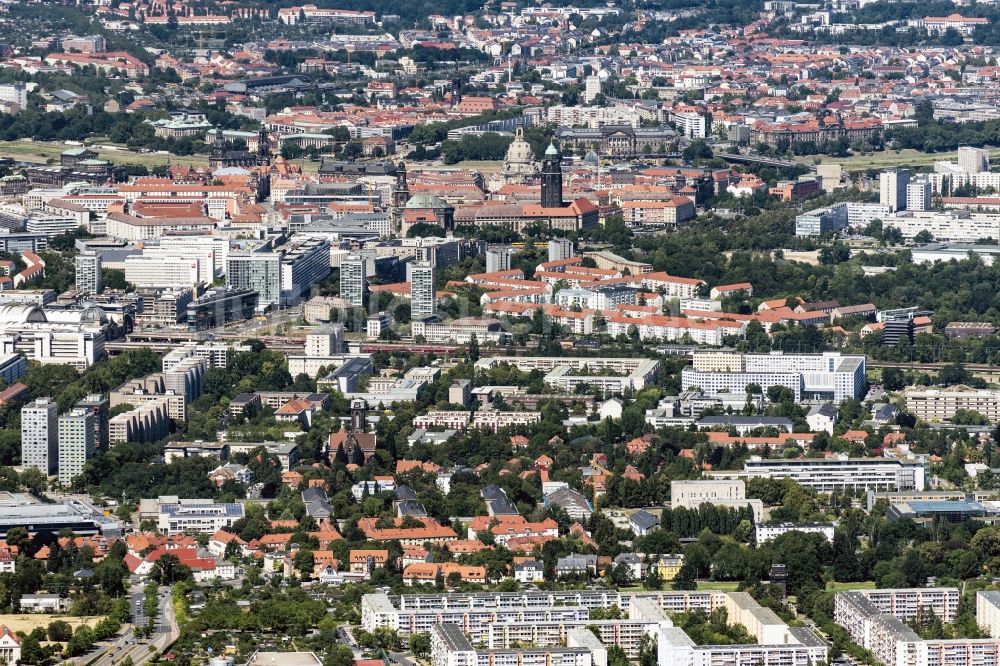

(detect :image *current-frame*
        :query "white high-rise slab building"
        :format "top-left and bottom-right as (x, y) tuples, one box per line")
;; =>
(341, 255), (367, 308)
(22, 398), (58, 475)
(880, 169), (910, 212)
(958, 146), (989, 174)
(411, 261), (436, 318)
(58, 408), (94, 487)
(906, 178), (932, 212)
(75, 252), (102, 295)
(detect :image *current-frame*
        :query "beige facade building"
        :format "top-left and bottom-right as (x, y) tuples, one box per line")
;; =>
(904, 386), (1000, 422)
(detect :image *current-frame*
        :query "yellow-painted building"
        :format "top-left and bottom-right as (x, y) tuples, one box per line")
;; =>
(655, 554), (685, 581)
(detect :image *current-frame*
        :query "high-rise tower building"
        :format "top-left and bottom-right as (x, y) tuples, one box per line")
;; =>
(541, 143), (564, 209)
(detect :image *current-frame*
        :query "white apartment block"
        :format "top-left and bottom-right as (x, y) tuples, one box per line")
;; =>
(57, 408), (94, 487)
(413, 411), (471, 430)
(410, 319), (505, 345)
(880, 169), (910, 212)
(125, 255), (202, 288)
(431, 624), (593, 666)
(22, 398), (58, 475)
(606, 314), (744, 345)
(959, 146), (990, 173)
(411, 261), (436, 318)
(672, 110), (708, 139)
(904, 387), (1000, 422)
(141, 245), (217, 283)
(545, 105), (641, 129)
(906, 179), (932, 212)
(882, 210), (1000, 244)
(847, 202), (892, 228)
(682, 351), (866, 402)
(755, 523), (835, 543)
(404, 591), (827, 666)
(474, 357), (660, 392)
(0, 83), (28, 109)
(471, 410), (542, 431)
(341, 255), (367, 308)
(487, 620), (657, 659)
(858, 588), (960, 623)
(713, 455), (927, 492)
(977, 592), (1000, 639)
(75, 252), (102, 295)
(837, 589), (986, 666)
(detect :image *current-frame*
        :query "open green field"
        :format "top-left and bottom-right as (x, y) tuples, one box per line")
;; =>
(449, 160), (503, 173)
(0, 139), (322, 172)
(696, 581), (741, 591)
(0, 613), (106, 634)
(826, 580), (876, 591)
(800, 147), (1000, 172)
(0, 139), (208, 168)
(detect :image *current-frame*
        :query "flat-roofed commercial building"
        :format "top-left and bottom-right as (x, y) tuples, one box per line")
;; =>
(904, 386), (1000, 422)
(156, 500), (245, 534)
(712, 455), (927, 492)
(682, 351), (866, 402)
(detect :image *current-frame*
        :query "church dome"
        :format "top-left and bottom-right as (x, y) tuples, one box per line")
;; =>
(502, 127), (539, 178)
(405, 193), (450, 209)
(505, 127), (534, 165)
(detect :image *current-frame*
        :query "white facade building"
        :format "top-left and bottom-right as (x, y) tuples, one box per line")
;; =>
(22, 398), (58, 475)
(57, 408), (94, 487)
(125, 255), (202, 288)
(411, 261), (436, 318)
(880, 169), (910, 212)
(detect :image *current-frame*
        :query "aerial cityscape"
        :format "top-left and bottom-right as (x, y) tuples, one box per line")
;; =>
(3, 0), (1000, 664)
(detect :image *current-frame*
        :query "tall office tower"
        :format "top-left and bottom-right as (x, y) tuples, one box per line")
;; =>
(958, 146), (989, 174)
(75, 252), (103, 295)
(58, 409), (94, 487)
(341, 255), (368, 308)
(906, 178), (932, 212)
(548, 238), (574, 262)
(74, 394), (109, 452)
(22, 398), (58, 475)
(411, 261), (436, 318)
(279, 237), (331, 306)
(226, 252), (281, 310)
(485, 248), (515, 273)
(583, 75), (602, 103)
(540, 143), (564, 209)
(880, 169), (910, 212)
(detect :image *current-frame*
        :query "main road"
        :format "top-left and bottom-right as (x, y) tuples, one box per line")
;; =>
(84, 586), (178, 666)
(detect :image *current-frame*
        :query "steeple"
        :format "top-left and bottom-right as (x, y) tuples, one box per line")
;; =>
(393, 161), (409, 205)
(540, 143), (563, 208)
(391, 161), (410, 233)
(256, 126), (271, 167)
(209, 129), (225, 169)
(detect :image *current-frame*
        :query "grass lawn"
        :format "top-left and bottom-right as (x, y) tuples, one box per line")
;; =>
(826, 580), (876, 591)
(449, 160), (503, 173)
(797, 147), (1000, 172)
(0, 614), (106, 633)
(0, 139), (321, 172)
(0, 139), (207, 168)
(696, 580), (741, 591)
